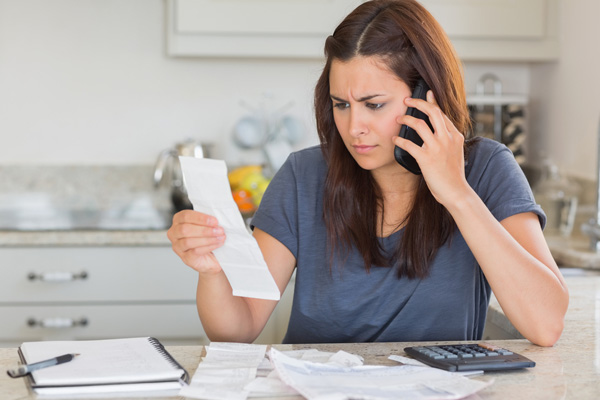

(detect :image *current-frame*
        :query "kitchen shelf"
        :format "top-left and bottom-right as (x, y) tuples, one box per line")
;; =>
(466, 94), (528, 106)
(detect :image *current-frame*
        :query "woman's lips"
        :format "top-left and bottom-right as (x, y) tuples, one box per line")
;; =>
(353, 144), (376, 154)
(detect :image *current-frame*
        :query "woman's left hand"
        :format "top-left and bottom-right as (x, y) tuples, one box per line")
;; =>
(392, 91), (471, 208)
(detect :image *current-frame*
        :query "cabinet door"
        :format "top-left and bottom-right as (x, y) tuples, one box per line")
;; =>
(167, 0), (364, 58)
(421, 0), (558, 61)
(0, 304), (206, 345)
(422, 0), (545, 39)
(0, 247), (197, 302)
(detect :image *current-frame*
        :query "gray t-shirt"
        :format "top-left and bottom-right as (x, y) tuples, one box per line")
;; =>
(251, 138), (545, 344)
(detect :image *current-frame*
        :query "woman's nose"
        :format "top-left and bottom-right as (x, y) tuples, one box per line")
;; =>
(349, 109), (368, 137)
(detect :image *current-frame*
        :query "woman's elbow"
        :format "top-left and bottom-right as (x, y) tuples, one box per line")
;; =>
(527, 318), (564, 347)
(531, 284), (569, 347)
(525, 298), (568, 347)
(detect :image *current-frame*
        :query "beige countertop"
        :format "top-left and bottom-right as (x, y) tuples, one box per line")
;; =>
(0, 229), (171, 247)
(4, 229), (600, 272)
(1, 276), (599, 399)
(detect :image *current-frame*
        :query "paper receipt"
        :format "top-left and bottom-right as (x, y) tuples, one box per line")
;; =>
(179, 156), (280, 301)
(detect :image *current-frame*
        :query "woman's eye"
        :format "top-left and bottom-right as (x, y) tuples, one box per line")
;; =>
(333, 102), (350, 110)
(366, 102), (384, 110)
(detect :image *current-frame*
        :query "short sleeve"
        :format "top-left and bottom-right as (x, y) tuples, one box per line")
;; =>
(467, 140), (546, 229)
(250, 154), (300, 258)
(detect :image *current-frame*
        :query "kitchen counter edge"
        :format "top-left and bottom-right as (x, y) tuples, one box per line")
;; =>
(0, 230), (171, 247)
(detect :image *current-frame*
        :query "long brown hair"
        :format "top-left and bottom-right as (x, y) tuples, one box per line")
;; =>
(315, 0), (473, 279)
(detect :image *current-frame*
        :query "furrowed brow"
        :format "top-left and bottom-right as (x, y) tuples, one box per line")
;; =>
(330, 94), (384, 102)
(330, 95), (347, 103)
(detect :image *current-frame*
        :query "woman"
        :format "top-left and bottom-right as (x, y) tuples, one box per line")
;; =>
(168, 0), (568, 346)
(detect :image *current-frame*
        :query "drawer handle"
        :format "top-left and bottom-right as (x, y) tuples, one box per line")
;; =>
(27, 271), (88, 282)
(27, 317), (89, 329)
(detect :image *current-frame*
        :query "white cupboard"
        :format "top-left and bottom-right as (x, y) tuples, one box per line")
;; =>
(421, 0), (559, 61)
(0, 246), (290, 347)
(166, 0), (559, 61)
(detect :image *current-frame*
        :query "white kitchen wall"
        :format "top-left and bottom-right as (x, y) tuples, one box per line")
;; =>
(529, 0), (600, 181)
(0, 0), (323, 166)
(1, 0), (530, 167)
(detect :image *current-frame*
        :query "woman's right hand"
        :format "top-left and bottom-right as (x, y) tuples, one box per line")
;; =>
(167, 210), (226, 274)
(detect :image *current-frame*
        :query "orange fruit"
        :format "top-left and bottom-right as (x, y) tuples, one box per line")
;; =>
(232, 188), (256, 213)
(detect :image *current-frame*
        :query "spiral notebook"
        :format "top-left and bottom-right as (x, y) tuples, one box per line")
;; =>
(17, 337), (189, 397)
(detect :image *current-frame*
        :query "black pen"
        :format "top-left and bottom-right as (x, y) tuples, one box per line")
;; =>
(7, 353), (80, 378)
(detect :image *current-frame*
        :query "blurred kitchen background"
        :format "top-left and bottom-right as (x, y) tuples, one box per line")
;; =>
(2, 0), (599, 195)
(1, 0), (599, 346)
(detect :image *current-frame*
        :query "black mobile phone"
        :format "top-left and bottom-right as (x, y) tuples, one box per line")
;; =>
(394, 78), (434, 175)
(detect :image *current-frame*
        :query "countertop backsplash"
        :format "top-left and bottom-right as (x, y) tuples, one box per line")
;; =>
(0, 165), (175, 237)
(2, 163), (599, 256)
(525, 166), (597, 241)
(523, 163), (600, 270)
(566, 175), (596, 238)
(1, 165), (171, 210)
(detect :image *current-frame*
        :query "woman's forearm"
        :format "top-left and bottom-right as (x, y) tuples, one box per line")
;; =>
(446, 189), (569, 346)
(195, 270), (261, 343)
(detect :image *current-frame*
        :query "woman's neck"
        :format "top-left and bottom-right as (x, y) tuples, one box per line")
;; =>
(371, 167), (420, 236)
(371, 165), (419, 199)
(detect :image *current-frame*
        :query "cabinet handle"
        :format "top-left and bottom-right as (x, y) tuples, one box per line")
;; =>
(27, 271), (88, 282)
(27, 317), (89, 329)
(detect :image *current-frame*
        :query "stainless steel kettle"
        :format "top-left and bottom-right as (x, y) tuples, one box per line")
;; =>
(153, 139), (212, 211)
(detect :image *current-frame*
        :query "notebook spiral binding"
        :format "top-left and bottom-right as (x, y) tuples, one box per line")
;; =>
(147, 337), (190, 383)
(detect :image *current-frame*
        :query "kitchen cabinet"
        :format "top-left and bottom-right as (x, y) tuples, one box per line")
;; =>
(0, 246), (290, 347)
(166, 0), (559, 61)
(421, 0), (559, 61)
(165, 0), (360, 58)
